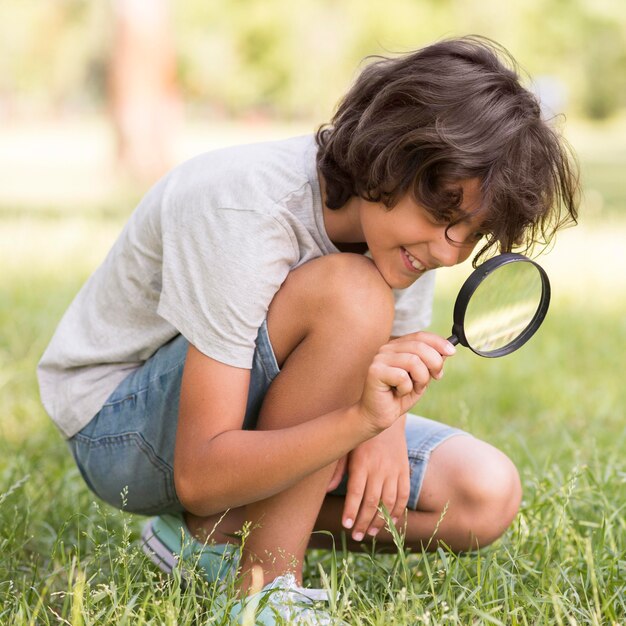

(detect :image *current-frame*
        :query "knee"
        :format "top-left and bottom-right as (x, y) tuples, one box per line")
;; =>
(454, 441), (522, 547)
(425, 436), (522, 549)
(308, 253), (394, 323)
(268, 254), (395, 361)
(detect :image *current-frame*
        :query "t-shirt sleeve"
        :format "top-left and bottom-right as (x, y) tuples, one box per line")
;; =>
(391, 271), (436, 336)
(158, 202), (298, 368)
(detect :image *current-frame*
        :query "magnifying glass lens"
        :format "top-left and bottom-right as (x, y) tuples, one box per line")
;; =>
(463, 261), (544, 353)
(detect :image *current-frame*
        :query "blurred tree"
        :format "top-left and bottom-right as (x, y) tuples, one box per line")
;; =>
(0, 1), (106, 115)
(109, 0), (181, 183)
(520, 0), (626, 120)
(1, 0), (625, 123)
(580, 17), (626, 119)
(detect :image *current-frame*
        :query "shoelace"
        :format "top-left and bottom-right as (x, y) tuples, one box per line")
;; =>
(267, 573), (329, 603)
(263, 574), (333, 624)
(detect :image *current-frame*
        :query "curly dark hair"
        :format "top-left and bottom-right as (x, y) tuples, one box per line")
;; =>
(316, 36), (579, 264)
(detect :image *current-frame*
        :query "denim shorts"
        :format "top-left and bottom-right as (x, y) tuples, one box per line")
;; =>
(67, 321), (468, 516)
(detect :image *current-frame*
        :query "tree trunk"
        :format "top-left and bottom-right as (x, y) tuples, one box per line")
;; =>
(108, 0), (181, 184)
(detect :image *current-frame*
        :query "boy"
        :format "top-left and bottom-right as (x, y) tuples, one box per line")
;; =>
(38, 37), (578, 623)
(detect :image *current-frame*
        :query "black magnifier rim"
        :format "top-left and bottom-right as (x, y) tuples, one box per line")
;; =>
(450, 252), (551, 358)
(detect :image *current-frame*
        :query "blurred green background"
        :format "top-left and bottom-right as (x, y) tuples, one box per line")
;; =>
(2, 0), (625, 120)
(1, 0), (625, 209)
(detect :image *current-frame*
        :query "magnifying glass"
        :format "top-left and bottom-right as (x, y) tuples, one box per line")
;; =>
(448, 252), (551, 357)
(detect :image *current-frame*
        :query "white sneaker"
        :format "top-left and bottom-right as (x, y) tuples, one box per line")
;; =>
(227, 573), (340, 625)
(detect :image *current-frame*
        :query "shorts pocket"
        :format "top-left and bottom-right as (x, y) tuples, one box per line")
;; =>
(71, 431), (180, 515)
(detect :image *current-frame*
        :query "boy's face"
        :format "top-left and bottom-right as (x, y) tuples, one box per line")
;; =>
(359, 178), (485, 289)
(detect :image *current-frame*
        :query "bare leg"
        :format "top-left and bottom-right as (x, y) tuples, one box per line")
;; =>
(187, 430), (521, 556)
(312, 435), (522, 552)
(186, 254), (395, 587)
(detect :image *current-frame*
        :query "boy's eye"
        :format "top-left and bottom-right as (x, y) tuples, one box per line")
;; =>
(424, 206), (455, 226)
(460, 232), (485, 246)
(436, 213), (486, 245)
(452, 231), (485, 247)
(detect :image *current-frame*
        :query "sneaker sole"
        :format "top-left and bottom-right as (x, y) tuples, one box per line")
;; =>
(141, 519), (236, 585)
(140, 519), (181, 575)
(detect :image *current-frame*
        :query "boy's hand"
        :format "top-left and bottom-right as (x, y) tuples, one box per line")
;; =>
(356, 332), (455, 435)
(340, 416), (410, 542)
(326, 455), (348, 493)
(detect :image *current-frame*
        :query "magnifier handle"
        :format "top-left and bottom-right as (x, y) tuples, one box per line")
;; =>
(447, 335), (459, 346)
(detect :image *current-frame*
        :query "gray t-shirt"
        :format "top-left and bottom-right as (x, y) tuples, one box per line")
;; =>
(38, 135), (436, 438)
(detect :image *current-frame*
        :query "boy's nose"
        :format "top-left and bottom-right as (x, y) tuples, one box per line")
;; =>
(430, 240), (464, 268)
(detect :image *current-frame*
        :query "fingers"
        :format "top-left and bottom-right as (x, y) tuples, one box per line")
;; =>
(381, 334), (456, 381)
(342, 472), (411, 541)
(341, 470), (367, 535)
(360, 479), (397, 539)
(344, 474), (384, 542)
(390, 331), (457, 357)
(326, 455), (347, 493)
(361, 470), (411, 539)
(361, 352), (437, 431)
(390, 470), (411, 526)
(371, 352), (433, 395)
(359, 333), (456, 434)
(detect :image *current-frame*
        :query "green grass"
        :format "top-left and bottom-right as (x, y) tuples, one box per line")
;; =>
(1, 215), (624, 624)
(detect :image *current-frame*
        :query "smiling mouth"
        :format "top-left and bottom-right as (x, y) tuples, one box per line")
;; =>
(402, 247), (428, 272)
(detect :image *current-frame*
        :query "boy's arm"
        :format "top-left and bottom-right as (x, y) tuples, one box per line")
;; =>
(175, 332), (452, 517)
(173, 345), (372, 516)
(174, 346), (375, 515)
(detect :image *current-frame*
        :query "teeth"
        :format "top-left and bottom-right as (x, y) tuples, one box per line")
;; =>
(405, 249), (426, 271)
